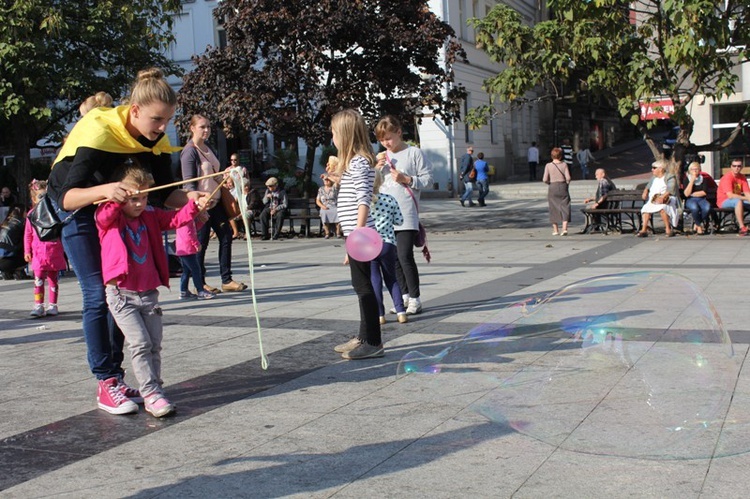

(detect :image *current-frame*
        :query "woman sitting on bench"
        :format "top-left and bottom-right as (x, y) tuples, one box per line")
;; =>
(637, 160), (679, 238)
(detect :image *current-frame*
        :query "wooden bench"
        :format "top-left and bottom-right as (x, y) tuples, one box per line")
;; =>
(580, 189), (644, 234)
(285, 198), (322, 237)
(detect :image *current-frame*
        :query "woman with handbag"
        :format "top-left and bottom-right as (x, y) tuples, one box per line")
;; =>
(46, 68), (212, 414)
(374, 115), (433, 316)
(637, 160), (679, 238)
(180, 114), (246, 293)
(542, 147), (572, 236)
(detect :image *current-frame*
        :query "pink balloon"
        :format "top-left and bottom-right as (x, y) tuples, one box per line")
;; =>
(345, 227), (383, 262)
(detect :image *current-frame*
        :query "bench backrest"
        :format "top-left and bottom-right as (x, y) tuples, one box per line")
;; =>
(287, 198), (318, 215)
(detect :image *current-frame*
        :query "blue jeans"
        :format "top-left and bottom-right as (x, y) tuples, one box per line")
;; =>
(580, 162), (589, 180)
(54, 201), (124, 380)
(476, 179), (489, 204)
(370, 242), (404, 316)
(179, 253), (205, 293)
(685, 197), (712, 227)
(460, 181), (474, 204)
(721, 198), (750, 210)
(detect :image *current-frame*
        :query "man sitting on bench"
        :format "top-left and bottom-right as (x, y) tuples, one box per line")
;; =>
(717, 159), (750, 236)
(583, 168), (616, 231)
(260, 177), (288, 240)
(584, 168), (617, 209)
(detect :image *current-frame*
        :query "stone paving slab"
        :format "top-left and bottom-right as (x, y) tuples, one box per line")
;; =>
(2, 196), (750, 498)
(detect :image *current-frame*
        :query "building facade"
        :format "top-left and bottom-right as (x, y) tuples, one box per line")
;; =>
(689, 61), (750, 178)
(421, 0), (545, 193)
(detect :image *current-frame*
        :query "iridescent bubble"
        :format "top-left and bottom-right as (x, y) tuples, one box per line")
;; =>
(396, 271), (746, 460)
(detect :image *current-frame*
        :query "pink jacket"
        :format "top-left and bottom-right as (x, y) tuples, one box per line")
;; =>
(23, 217), (67, 274)
(95, 201), (200, 288)
(175, 215), (206, 256)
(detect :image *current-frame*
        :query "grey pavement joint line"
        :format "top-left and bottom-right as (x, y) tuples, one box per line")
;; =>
(0, 237), (638, 491)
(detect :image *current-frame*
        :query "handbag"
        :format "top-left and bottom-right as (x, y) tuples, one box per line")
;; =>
(220, 186), (241, 219)
(468, 167), (477, 181)
(28, 194), (74, 242)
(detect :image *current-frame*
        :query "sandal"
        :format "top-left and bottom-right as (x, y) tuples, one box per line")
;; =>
(636, 231), (648, 238)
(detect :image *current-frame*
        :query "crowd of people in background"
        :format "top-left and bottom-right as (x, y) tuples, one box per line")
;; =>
(6, 65), (750, 421)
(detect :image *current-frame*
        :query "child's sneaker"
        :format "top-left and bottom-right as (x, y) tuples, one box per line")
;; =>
(29, 304), (46, 318)
(45, 304), (58, 316)
(116, 378), (143, 404)
(179, 291), (197, 300)
(406, 297), (422, 315)
(144, 392), (176, 418)
(197, 290), (215, 300)
(97, 377), (138, 415)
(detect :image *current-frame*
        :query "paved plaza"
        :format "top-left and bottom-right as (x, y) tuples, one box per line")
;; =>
(3, 187), (750, 497)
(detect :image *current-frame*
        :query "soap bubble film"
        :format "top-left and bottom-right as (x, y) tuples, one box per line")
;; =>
(397, 272), (746, 460)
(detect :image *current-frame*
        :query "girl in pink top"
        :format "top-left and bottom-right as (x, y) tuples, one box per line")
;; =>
(175, 208), (214, 300)
(24, 180), (67, 318)
(95, 162), (202, 418)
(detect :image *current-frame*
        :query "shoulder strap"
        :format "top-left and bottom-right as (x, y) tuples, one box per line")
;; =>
(386, 152), (419, 212)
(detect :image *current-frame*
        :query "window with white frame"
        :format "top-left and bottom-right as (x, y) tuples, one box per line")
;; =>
(464, 94), (474, 143)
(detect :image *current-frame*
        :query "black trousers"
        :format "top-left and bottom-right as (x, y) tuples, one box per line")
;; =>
(198, 203), (233, 284)
(260, 207), (286, 237)
(395, 230), (420, 298)
(349, 255), (382, 346)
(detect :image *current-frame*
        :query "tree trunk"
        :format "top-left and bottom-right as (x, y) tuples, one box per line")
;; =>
(10, 119), (32, 208)
(302, 144), (319, 199)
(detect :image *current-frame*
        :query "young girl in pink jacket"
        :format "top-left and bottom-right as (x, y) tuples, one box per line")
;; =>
(24, 180), (67, 317)
(95, 162), (203, 418)
(175, 207), (214, 300)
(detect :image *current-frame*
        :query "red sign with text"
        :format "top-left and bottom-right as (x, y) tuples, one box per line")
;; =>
(640, 98), (675, 120)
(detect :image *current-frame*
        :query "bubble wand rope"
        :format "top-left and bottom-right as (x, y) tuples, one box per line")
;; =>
(227, 167), (269, 369)
(92, 171), (228, 205)
(206, 174), (229, 200)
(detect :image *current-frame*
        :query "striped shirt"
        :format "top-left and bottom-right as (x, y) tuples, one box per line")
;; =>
(337, 155), (375, 236)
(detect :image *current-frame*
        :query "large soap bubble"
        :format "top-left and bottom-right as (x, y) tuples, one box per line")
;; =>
(397, 272), (746, 460)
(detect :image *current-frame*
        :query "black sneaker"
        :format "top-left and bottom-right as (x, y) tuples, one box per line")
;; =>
(342, 342), (384, 360)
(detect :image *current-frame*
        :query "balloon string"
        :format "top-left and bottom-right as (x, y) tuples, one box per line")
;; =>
(227, 167), (268, 370)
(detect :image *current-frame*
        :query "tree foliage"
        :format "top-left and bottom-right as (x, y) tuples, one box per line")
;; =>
(0, 0), (182, 198)
(178, 0), (466, 195)
(467, 0), (750, 162)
